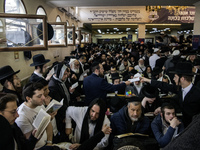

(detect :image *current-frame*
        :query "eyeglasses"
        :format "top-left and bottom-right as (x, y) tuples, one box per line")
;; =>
(4, 109), (18, 115)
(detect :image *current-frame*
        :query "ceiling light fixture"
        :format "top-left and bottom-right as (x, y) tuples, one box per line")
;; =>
(98, 29), (101, 33)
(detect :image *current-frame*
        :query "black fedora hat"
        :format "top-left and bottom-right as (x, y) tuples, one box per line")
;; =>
(152, 67), (162, 77)
(30, 54), (50, 66)
(141, 84), (159, 98)
(0, 65), (20, 81)
(111, 73), (122, 80)
(193, 58), (200, 66)
(169, 62), (199, 75)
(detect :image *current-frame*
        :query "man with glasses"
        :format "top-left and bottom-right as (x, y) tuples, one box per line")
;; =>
(0, 65), (23, 106)
(0, 93), (38, 150)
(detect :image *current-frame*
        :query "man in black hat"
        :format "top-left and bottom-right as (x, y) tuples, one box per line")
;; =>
(141, 62), (200, 127)
(110, 96), (150, 142)
(83, 62), (131, 105)
(29, 54), (50, 82)
(151, 66), (163, 80)
(141, 84), (161, 114)
(0, 65), (23, 106)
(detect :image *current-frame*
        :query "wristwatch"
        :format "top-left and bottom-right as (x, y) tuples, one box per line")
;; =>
(46, 140), (52, 144)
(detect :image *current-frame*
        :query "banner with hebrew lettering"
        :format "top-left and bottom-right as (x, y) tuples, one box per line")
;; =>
(79, 6), (195, 23)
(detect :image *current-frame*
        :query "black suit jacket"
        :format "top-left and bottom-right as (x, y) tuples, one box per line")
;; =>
(29, 73), (43, 83)
(151, 80), (200, 127)
(193, 69), (200, 86)
(0, 115), (37, 150)
(48, 77), (68, 137)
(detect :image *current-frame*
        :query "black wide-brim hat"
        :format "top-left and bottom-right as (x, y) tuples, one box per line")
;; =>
(111, 73), (122, 80)
(193, 58), (200, 66)
(0, 65), (20, 81)
(30, 54), (50, 66)
(152, 67), (162, 76)
(141, 83), (159, 98)
(169, 62), (199, 75)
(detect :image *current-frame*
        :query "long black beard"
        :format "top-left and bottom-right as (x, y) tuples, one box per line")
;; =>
(89, 116), (97, 124)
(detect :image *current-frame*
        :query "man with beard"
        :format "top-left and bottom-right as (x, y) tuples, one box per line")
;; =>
(65, 98), (111, 150)
(141, 62), (200, 127)
(0, 65), (23, 106)
(83, 62), (131, 105)
(69, 58), (80, 83)
(48, 63), (71, 106)
(134, 58), (146, 73)
(149, 48), (160, 70)
(125, 73), (143, 98)
(29, 54), (50, 82)
(78, 55), (87, 81)
(110, 96), (150, 142)
(151, 103), (184, 148)
(119, 58), (131, 72)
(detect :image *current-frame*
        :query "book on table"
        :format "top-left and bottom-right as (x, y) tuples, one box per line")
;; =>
(45, 99), (63, 114)
(116, 132), (149, 138)
(33, 109), (51, 138)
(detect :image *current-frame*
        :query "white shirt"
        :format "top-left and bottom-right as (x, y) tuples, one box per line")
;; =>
(34, 70), (44, 78)
(149, 54), (160, 70)
(16, 103), (47, 150)
(66, 106), (110, 149)
(182, 83), (193, 101)
(134, 65), (146, 73)
(79, 60), (84, 72)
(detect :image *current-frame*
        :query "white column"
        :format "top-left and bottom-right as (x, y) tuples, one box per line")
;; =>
(138, 24), (146, 39)
(193, 2), (200, 35)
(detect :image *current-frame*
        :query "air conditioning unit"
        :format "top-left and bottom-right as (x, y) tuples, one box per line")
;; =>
(57, 7), (70, 16)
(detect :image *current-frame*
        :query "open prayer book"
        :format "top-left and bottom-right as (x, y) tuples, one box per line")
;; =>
(79, 69), (89, 81)
(53, 142), (72, 150)
(33, 109), (51, 139)
(116, 133), (149, 138)
(71, 82), (79, 90)
(45, 99), (63, 114)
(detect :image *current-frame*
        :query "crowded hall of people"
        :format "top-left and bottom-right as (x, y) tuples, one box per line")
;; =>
(1, 0), (200, 149)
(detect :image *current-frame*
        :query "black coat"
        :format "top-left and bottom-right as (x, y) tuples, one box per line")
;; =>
(0, 115), (37, 150)
(151, 80), (200, 127)
(193, 69), (200, 86)
(48, 77), (69, 105)
(2, 87), (24, 106)
(48, 77), (69, 140)
(29, 73), (43, 83)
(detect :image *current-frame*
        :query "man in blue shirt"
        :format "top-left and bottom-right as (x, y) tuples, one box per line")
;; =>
(151, 103), (184, 148)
